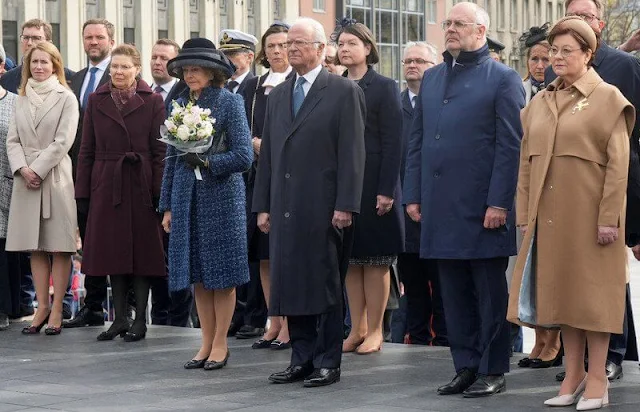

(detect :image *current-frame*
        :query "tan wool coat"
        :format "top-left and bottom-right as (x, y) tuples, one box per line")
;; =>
(5, 82), (79, 253)
(507, 68), (635, 334)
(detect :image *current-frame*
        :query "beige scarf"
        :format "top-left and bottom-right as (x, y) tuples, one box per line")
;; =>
(25, 76), (59, 121)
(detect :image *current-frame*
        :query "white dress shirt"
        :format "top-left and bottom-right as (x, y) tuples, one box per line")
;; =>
(408, 90), (418, 108)
(295, 64), (323, 97)
(80, 57), (110, 104)
(150, 78), (178, 102)
(230, 70), (250, 94)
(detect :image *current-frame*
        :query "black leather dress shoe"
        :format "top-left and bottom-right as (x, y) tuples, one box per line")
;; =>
(606, 360), (623, 381)
(303, 368), (341, 387)
(437, 368), (477, 395)
(463, 374), (506, 398)
(555, 370), (566, 382)
(236, 326), (265, 339)
(184, 359), (207, 369)
(268, 365), (314, 384)
(63, 306), (104, 328)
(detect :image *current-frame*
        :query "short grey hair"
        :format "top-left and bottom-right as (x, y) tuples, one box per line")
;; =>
(292, 17), (327, 47)
(0, 44), (5, 63)
(475, 6), (491, 31)
(403, 41), (438, 61)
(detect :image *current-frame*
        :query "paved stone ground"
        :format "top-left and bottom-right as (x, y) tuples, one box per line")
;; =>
(0, 324), (639, 412)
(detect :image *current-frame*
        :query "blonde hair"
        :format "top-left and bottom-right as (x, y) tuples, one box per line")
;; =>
(18, 42), (68, 96)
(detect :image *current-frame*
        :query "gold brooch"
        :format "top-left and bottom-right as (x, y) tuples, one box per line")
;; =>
(572, 98), (589, 114)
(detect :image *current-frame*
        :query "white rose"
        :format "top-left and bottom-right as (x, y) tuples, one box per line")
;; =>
(196, 128), (209, 139)
(183, 113), (199, 128)
(202, 122), (214, 136)
(190, 106), (203, 116)
(176, 125), (190, 141)
(164, 120), (177, 133)
(203, 108), (211, 116)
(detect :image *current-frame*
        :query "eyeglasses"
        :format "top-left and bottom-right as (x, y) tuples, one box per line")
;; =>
(266, 42), (288, 50)
(20, 35), (44, 43)
(548, 47), (580, 58)
(565, 12), (599, 23)
(111, 64), (135, 71)
(285, 40), (321, 49)
(441, 20), (478, 31)
(402, 58), (435, 66)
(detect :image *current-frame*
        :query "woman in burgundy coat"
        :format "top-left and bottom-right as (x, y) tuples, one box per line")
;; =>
(75, 44), (166, 342)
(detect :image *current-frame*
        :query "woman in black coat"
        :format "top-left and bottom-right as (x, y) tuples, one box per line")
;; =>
(335, 21), (404, 354)
(241, 23), (293, 350)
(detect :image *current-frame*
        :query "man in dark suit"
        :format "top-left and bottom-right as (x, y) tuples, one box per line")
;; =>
(253, 17), (365, 387)
(0, 18), (75, 320)
(546, 0), (640, 382)
(219, 29), (268, 339)
(398, 41), (447, 347)
(0, 19), (75, 94)
(146, 38), (194, 328)
(64, 19), (115, 329)
(404, 2), (524, 397)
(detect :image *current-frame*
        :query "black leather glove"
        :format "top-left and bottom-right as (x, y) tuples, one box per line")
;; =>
(77, 198), (90, 214)
(183, 153), (208, 169)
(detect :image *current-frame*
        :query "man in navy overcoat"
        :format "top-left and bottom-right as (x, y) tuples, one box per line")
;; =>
(404, 2), (524, 397)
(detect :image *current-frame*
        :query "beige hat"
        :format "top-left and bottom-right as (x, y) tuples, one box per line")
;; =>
(550, 16), (598, 52)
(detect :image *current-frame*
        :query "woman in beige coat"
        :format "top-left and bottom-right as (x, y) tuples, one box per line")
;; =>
(5, 42), (79, 336)
(507, 17), (634, 410)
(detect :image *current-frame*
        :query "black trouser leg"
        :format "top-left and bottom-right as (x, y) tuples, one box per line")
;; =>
(608, 284), (637, 363)
(19, 253), (34, 310)
(169, 288), (193, 327)
(84, 275), (108, 312)
(399, 253), (433, 345)
(0, 243), (11, 315)
(288, 314), (317, 368)
(244, 260), (267, 328)
(150, 277), (170, 325)
(131, 276), (150, 335)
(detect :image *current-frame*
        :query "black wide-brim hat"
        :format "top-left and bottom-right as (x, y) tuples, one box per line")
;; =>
(167, 37), (236, 79)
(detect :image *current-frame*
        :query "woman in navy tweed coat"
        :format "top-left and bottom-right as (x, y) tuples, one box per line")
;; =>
(159, 39), (252, 370)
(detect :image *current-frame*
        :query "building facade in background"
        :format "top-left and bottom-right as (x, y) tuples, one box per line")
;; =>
(0, 0), (577, 84)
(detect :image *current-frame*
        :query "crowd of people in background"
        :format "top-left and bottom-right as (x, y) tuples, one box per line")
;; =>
(0, 0), (640, 408)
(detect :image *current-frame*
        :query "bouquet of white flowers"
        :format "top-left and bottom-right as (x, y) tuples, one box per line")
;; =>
(159, 101), (222, 180)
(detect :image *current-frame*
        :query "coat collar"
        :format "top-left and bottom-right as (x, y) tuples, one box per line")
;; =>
(401, 88), (413, 115)
(95, 80), (154, 133)
(32, 82), (67, 129)
(343, 65), (376, 92)
(547, 67), (603, 98)
(442, 43), (490, 67)
(593, 41), (611, 68)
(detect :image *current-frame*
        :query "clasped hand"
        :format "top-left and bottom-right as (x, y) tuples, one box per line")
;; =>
(20, 167), (41, 190)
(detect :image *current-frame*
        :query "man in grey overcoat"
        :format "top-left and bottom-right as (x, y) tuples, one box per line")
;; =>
(252, 17), (366, 387)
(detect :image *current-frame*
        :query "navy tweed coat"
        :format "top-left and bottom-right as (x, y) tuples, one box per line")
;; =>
(159, 86), (253, 291)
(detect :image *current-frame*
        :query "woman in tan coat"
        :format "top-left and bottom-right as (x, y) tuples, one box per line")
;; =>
(507, 17), (634, 410)
(5, 42), (79, 336)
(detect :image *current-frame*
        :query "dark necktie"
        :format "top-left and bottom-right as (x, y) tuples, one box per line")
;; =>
(226, 80), (239, 93)
(154, 85), (164, 94)
(292, 77), (306, 117)
(411, 95), (417, 109)
(82, 67), (99, 109)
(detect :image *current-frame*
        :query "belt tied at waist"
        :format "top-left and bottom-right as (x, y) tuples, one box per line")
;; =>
(94, 151), (153, 207)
